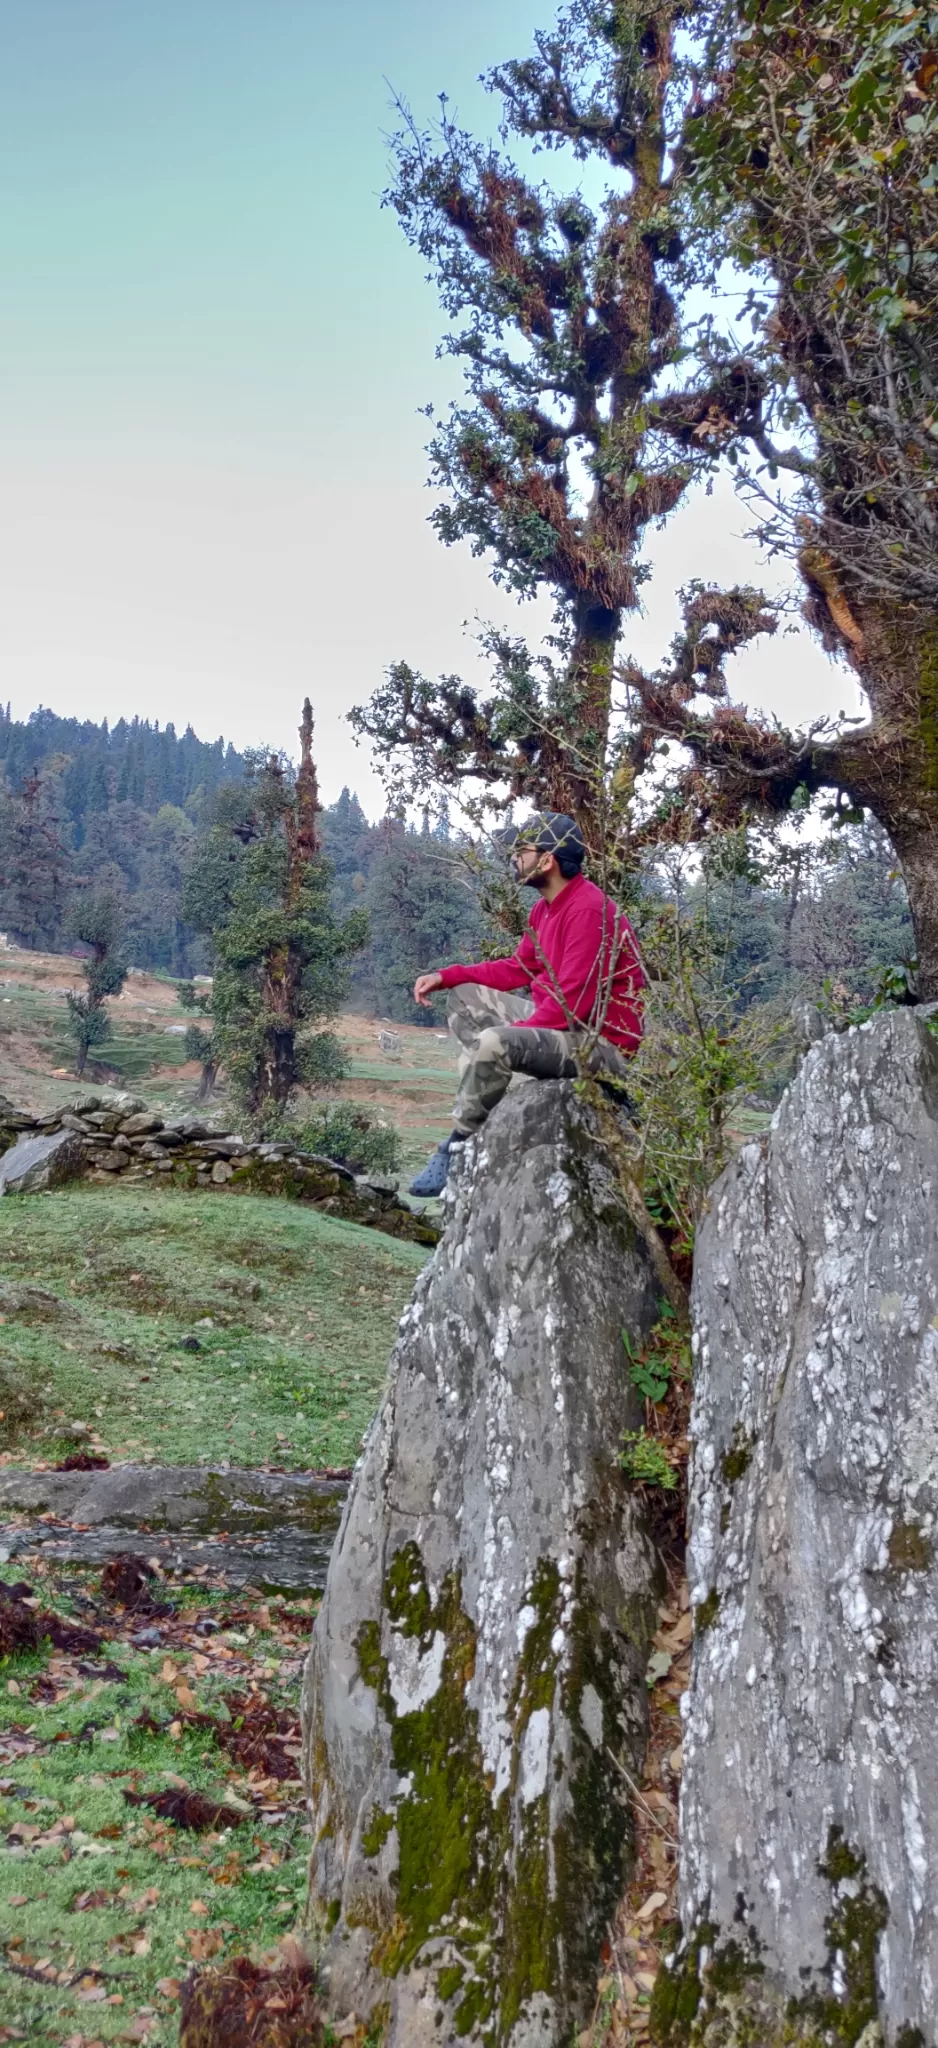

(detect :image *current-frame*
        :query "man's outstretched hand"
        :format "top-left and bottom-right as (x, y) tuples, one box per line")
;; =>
(413, 970), (444, 1008)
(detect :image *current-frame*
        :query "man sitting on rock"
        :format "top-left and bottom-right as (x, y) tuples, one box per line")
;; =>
(408, 811), (645, 1197)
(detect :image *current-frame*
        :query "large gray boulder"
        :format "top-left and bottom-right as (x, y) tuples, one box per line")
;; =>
(665, 1011), (938, 2046)
(0, 1129), (84, 1194)
(302, 1081), (661, 2047)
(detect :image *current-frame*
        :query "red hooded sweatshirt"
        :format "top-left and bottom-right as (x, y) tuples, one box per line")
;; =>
(437, 874), (645, 1053)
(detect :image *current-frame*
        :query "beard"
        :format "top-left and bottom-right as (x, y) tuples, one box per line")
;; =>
(520, 868), (550, 892)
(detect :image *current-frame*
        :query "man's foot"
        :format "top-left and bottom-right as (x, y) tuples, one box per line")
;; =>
(409, 1136), (463, 1198)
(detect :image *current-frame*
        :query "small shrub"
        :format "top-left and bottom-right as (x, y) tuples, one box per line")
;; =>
(287, 1104), (401, 1177)
(619, 1428), (679, 1492)
(623, 1304), (692, 1405)
(623, 1329), (671, 1404)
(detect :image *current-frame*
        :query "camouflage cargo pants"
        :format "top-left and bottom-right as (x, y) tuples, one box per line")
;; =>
(446, 982), (634, 1135)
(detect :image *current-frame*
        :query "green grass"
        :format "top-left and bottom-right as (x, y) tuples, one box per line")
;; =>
(0, 1186), (428, 1472)
(57, 1029), (191, 1085)
(348, 1057), (453, 1088)
(0, 1567), (319, 2045)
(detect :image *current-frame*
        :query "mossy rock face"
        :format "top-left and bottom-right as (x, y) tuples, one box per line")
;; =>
(302, 1082), (662, 2045)
(650, 1836), (898, 2047)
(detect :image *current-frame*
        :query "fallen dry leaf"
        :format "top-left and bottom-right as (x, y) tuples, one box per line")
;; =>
(187, 1928), (224, 1961)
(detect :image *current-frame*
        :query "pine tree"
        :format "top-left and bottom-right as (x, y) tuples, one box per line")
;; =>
(0, 764), (71, 949)
(183, 702), (367, 1117)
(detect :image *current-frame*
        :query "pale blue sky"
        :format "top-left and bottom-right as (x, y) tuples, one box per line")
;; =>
(0, 0), (855, 809)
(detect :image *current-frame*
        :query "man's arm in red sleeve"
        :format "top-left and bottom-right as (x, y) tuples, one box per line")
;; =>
(437, 926), (540, 995)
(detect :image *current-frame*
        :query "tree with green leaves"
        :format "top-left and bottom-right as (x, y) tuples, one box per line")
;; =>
(0, 761), (71, 950)
(621, 0), (938, 988)
(63, 892), (128, 1078)
(178, 980), (218, 1101)
(355, 0), (938, 995)
(182, 702), (366, 1118)
(352, 0), (772, 865)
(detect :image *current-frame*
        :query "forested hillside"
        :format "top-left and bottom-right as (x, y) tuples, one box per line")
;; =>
(0, 708), (245, 977)
(0, 707), (487, 1008)
(0, 704), (916, 1024)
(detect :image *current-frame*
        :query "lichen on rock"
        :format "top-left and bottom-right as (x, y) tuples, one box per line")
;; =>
(678, 1011), (938, 2045)
(301, 1080), (663, 2045)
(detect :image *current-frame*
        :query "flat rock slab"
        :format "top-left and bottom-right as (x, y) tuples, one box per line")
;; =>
(0, 1463), (348, 1592)
(0, 1462), (346, 1531)
(0, 1519), (339, 1592)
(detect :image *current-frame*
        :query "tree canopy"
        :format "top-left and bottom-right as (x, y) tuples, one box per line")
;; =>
(355, 0), (938, 989)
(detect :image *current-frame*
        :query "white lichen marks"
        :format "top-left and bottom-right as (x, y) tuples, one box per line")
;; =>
(302, 1080), (661, 2046)
(682, 1011), (938, 2042)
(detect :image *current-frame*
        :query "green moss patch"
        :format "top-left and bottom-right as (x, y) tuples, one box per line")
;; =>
(345, 1538), (650, 2044)
(693, 1588), (720, 1634)
(720, 1425), (754, 1486)
(888, 1520), (933, 1573)
(650, 1831), (896, 2047)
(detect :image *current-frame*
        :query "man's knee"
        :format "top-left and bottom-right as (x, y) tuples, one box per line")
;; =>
(486, 1025), (573, 1080)
(475, 1024), (511, 1063)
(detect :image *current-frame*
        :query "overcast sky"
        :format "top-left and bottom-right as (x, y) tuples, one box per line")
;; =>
(0, 0), (861, 814)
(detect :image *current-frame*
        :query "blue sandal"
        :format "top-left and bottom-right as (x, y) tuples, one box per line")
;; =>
(409, 1139), (456, 1198)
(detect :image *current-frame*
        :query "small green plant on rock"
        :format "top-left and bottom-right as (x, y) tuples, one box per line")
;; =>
(624, 1304), (692, 1407)
(619, 1430), (679, 1493)
(623, 1329), (671, 1406)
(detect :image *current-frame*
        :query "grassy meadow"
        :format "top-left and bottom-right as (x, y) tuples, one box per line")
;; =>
(0, 947), (450, 2036)
(0, 1185), (428, 1473)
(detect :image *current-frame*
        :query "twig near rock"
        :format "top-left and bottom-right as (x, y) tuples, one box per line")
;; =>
(605, 1749), (680, 1852)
